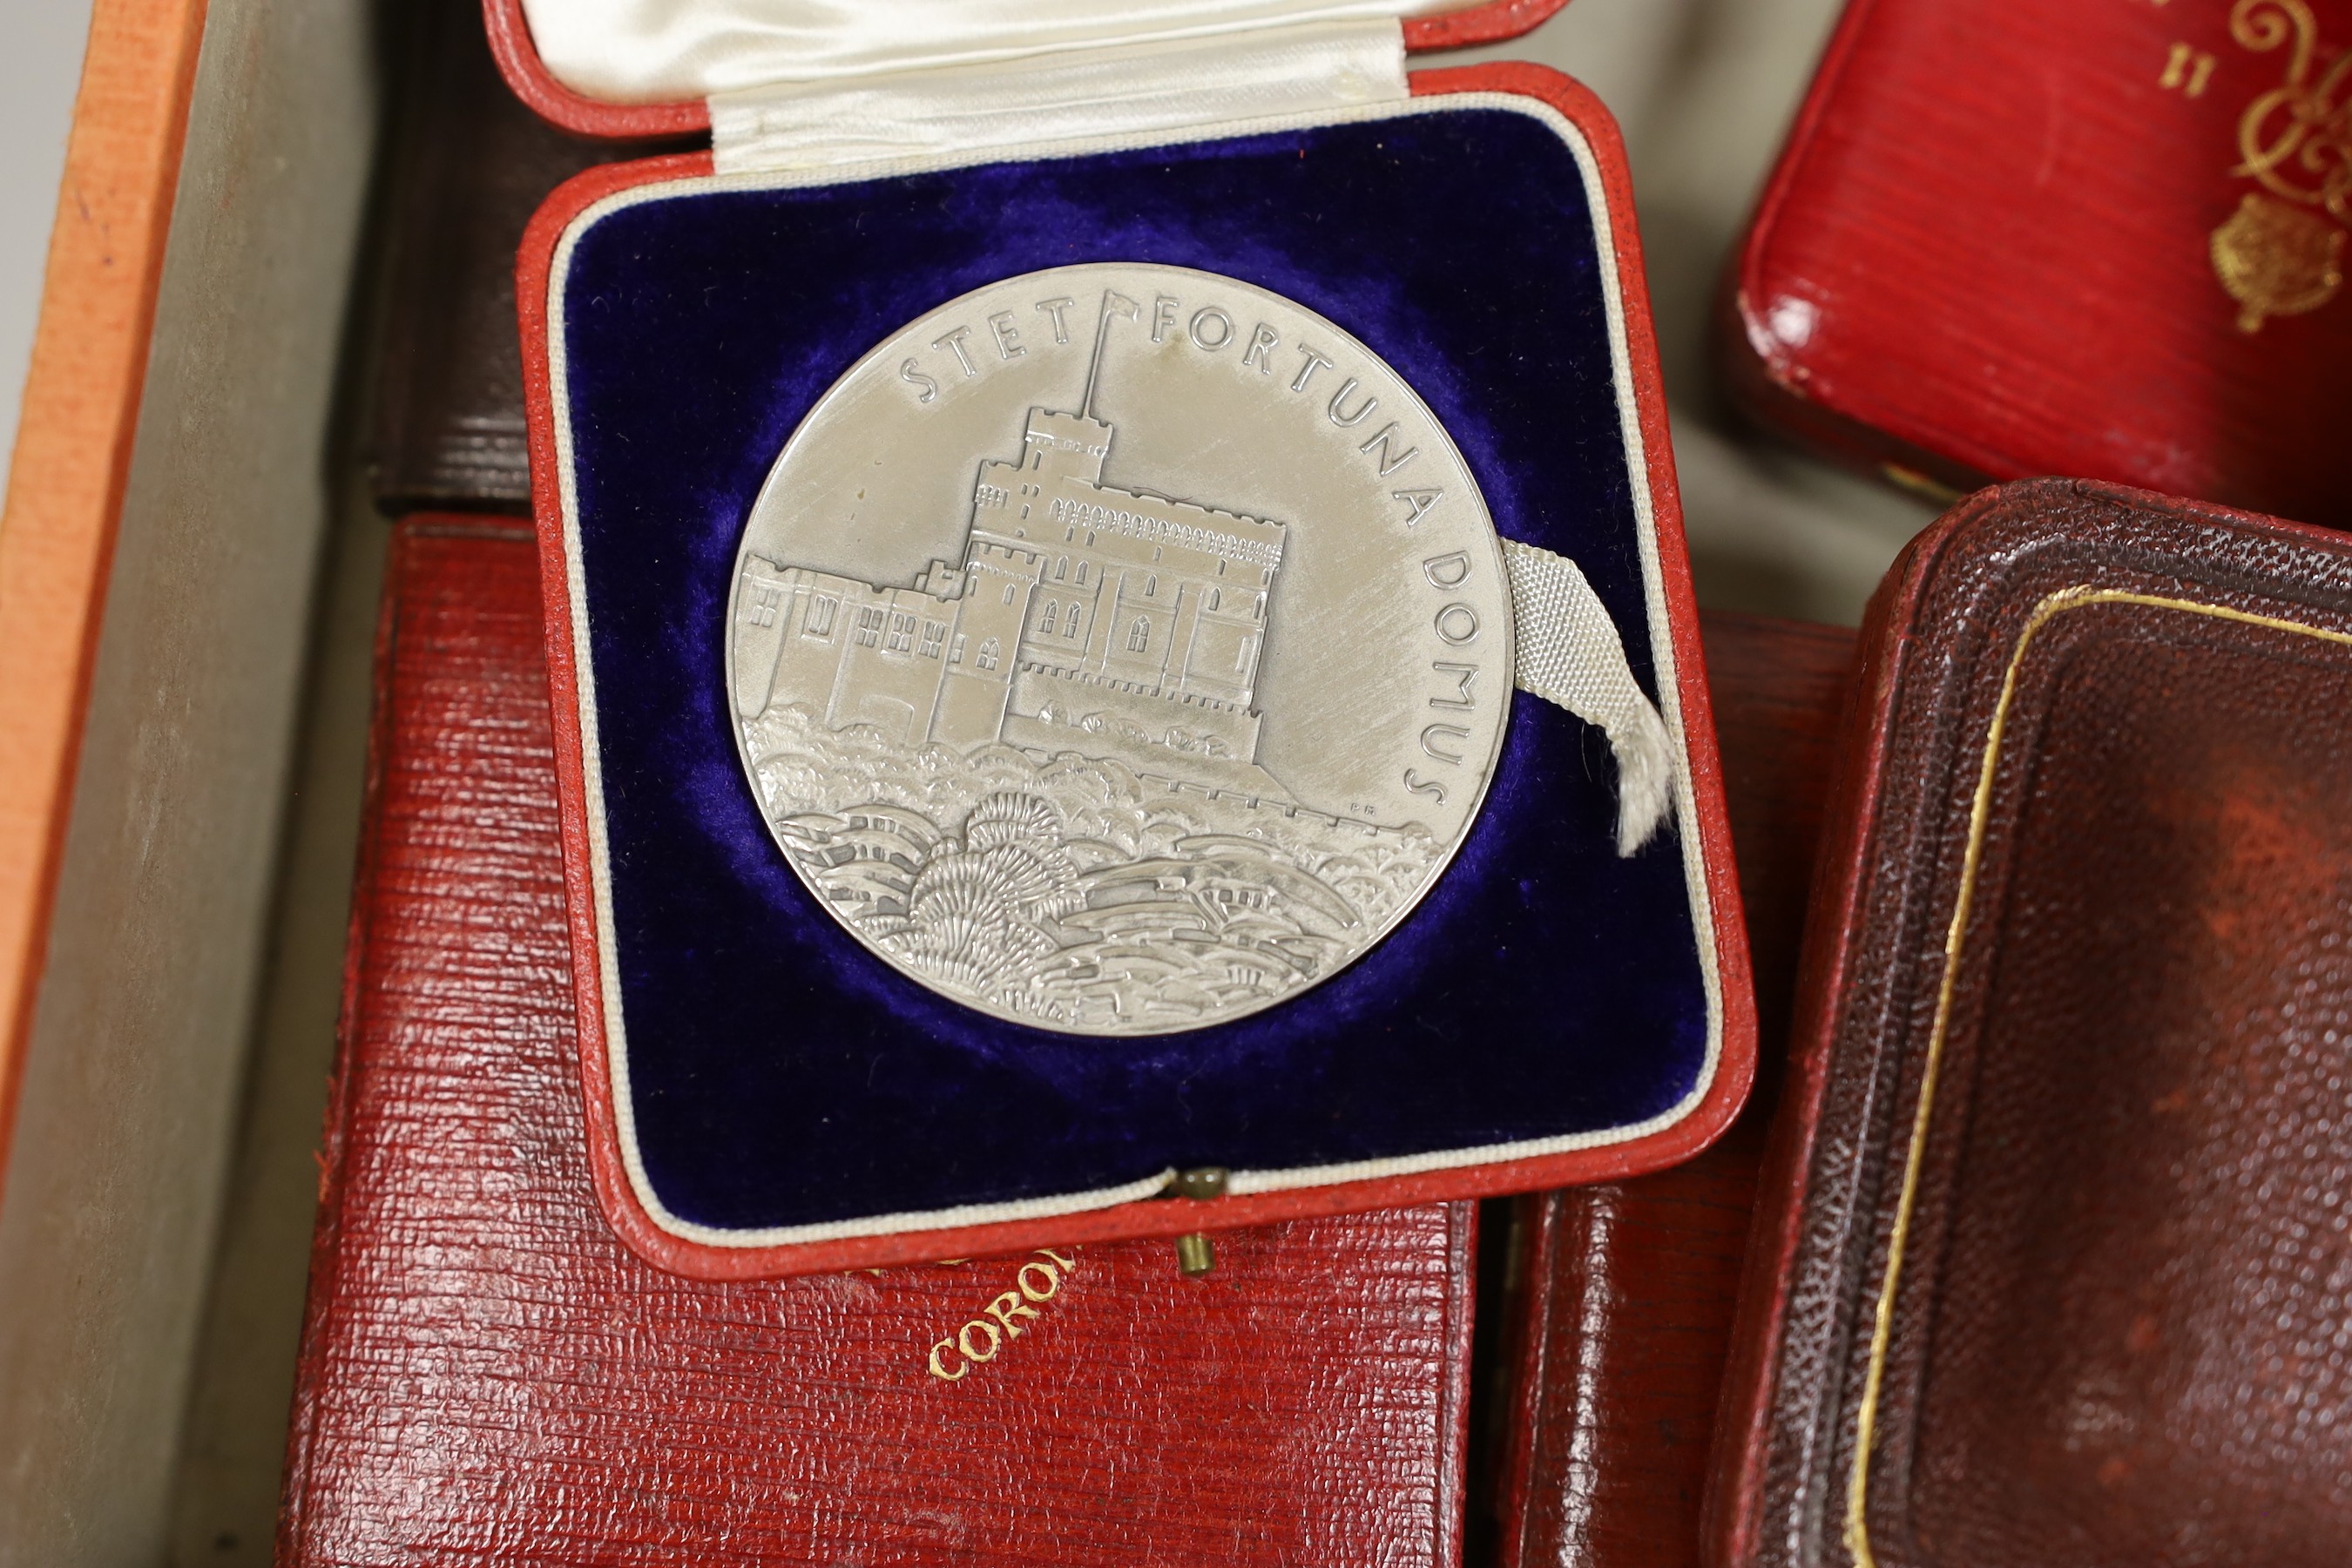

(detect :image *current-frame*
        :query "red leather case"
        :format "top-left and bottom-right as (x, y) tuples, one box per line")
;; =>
(500, 0), (1753, 1278)
(1491, 612), (1856, 1568)
(1729, 0), (2352, 526)
(1706, 479), (2352, 1568)
(276, 517), (1475, 1567)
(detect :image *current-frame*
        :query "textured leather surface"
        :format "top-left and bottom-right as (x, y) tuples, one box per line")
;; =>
(366, 0), (622, 513)
(1496, 612), (1855, 1568)
(1707, 480), (2352, 1568)
(1727, 0), (2352, 527)
(277, 519), (1473, 1566)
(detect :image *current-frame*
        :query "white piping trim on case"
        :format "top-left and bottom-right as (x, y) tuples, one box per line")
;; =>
(545, 91), (1723, 1251)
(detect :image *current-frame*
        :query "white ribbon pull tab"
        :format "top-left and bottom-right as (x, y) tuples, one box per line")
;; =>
(1503, 538), (1676, 856)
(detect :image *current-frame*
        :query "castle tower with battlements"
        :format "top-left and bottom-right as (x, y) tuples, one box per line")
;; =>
(735, 394), (1290, 797)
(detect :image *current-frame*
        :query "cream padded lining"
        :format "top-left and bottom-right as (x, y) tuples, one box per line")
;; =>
(518, 0), (1474, 104)
(707, 20), (1409, 172)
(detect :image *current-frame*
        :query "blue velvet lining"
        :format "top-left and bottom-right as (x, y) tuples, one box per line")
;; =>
(557, 105), (1712, 1234)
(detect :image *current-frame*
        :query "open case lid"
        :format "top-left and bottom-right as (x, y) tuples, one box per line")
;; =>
(503, 0), (1754, 1278)
(485, 0), (1576, 137)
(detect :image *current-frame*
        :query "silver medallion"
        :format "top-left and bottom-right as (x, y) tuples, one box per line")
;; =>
(727, 263), (1511, 1036)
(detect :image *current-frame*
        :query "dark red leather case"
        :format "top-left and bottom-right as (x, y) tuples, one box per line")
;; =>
(1707, 479), (2352, 1568)
(1729, 0), (2352, 526)
(277, 518), (1475, 1566)
(366, 0), (625, 514)
(1490, 612), (1856, 1568)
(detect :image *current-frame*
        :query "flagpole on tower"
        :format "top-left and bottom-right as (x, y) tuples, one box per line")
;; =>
(1081, 290), (1139, 422)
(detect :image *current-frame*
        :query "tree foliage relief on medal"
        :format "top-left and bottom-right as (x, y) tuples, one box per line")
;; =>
(727, 264), (1511, 1036)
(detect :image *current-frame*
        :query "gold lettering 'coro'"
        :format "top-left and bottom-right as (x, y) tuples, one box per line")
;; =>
(926, 1248), (1080, 1382)
(983, 1289), (1040, 1336)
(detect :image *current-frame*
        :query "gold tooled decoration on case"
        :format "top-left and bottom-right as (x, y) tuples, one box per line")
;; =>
(2212, 0), (2352, 330)
(2212, 190), (2346, 330)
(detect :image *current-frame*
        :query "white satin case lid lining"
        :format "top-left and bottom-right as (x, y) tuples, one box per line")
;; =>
(517, 0), (1478, 105)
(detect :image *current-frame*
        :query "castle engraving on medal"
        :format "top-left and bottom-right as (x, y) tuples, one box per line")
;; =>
(727, 264), (1510, 1035)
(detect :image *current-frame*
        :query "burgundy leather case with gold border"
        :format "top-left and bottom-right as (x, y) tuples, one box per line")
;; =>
(1727, 0), (2352, 526)
(1490, 612), (1856, 1568)
(275, 518), (1474, 1567)
(1706, 479), (2352, 1568)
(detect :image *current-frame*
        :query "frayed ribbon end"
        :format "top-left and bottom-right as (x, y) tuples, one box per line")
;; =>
(1500, 537), (1679, 859)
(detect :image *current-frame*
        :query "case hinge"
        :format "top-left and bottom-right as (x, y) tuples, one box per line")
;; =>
(708, 19), (1409, 175)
